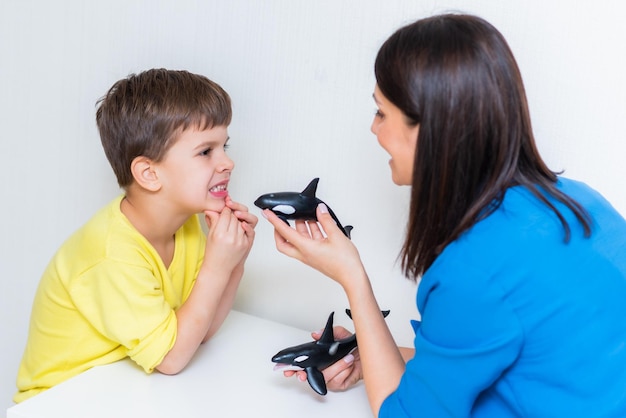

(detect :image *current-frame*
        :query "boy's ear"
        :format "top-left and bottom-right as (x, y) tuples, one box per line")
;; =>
(130, 156), (161, 192)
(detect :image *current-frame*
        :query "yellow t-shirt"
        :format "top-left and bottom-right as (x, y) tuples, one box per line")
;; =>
(14, 195), (205, 403)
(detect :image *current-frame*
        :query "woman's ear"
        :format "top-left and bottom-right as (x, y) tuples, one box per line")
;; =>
(130, 156), (161, 192)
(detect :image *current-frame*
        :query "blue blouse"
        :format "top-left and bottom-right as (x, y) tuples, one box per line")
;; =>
(380, 178), (626, 417)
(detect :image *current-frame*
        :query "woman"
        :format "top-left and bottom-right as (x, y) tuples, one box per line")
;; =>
(262, 14), (626, 417)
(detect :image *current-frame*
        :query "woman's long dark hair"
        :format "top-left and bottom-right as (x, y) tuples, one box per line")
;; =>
(375, 14), (591, 280)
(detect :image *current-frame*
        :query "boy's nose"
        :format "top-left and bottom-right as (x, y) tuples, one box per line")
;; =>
(219, 154), (235, 172)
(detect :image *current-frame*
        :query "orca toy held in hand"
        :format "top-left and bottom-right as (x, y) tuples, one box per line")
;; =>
(254, 177), (353, 238)
(271, 309), (390, 396)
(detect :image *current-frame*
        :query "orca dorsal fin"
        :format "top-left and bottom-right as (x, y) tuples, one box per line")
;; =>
(318, 311), (335, 345)
(301, 178), (319, 198)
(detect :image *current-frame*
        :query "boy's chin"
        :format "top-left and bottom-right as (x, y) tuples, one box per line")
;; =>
(203, 201), (227, 213)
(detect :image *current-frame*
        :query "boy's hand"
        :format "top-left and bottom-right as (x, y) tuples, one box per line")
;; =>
(225, 196), (257, 258)
(203, 208), (253, 277)
(202, 196), (257, 274)
(225, 196), (258, 232)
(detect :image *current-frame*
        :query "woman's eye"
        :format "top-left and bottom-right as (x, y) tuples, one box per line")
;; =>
(374, 109), (384, 118)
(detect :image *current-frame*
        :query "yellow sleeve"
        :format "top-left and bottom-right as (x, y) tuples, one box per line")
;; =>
(69, 260), (177, 372)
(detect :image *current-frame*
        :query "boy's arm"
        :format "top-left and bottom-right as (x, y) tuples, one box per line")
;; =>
(201, 262), (245, 342)
(202, 197), (257, 341)
(156, 206), (255, 375)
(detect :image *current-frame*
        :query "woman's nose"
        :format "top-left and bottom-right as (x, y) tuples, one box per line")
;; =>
(370, 118), (379, 135)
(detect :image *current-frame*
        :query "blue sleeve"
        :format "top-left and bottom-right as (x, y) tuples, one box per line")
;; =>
(379, 262), (524, 417)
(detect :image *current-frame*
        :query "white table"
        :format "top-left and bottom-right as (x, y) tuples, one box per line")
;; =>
(7, 310), (372, 418)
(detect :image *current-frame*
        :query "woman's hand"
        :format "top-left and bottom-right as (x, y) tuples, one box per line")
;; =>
(263, 203), (366, 291)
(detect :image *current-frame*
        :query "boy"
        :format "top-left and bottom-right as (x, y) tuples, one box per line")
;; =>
(14, 69), (257, 402)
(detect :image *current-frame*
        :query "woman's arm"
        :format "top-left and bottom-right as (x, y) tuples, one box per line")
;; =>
(264, 204), (406, 415)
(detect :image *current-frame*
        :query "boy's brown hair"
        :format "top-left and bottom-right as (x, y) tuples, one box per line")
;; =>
(96, 69), (232, 188)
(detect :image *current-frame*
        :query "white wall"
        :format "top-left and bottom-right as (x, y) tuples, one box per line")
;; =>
(1, 0), (624, 411)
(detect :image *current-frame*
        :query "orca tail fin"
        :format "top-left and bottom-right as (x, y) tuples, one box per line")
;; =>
(345, 309), (390, 320)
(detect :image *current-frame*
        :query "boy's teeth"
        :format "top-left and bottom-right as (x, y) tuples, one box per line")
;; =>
(210, 185), (227, 192)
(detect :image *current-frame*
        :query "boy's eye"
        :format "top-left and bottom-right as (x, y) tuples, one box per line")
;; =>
(200, 141), (229, 157)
